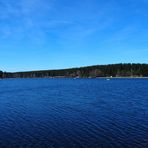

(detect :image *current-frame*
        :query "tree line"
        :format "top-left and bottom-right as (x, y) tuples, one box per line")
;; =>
(1, 63), (148, 78)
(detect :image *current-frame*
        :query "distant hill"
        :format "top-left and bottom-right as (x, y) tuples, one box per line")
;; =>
(2, 63), (148, 78)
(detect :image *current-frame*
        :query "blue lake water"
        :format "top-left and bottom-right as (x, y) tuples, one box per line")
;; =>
(0, 78), (148, 148)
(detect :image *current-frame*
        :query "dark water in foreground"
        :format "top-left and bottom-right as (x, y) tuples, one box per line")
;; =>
(0, 78), (147, 148)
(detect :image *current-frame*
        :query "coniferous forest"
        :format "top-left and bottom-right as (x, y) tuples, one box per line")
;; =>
(1, 63), (148, 78)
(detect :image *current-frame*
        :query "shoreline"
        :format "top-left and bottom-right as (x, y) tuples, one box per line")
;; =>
(1, 77), (148, 79)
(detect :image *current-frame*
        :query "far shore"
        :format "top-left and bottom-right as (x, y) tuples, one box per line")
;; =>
(1, 77), (148, 79)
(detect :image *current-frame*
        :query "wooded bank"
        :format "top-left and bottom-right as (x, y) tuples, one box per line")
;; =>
(1, 63), (148, 78)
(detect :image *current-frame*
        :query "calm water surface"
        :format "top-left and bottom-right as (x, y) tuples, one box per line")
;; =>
(0, 78), (148, 148)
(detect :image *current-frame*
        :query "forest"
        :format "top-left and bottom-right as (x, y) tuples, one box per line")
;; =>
(1, 63), (148, 78)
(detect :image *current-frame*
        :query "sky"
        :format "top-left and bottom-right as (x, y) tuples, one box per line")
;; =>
(0, 0), (148, 72)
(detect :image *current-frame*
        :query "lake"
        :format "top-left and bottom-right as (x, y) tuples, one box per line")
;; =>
(0, 78), (147, 148)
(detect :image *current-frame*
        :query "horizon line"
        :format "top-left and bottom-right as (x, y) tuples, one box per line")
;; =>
(4, 62), (148, 73)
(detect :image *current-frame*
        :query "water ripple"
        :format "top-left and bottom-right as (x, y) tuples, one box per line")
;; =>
(0, 78), (147, 147)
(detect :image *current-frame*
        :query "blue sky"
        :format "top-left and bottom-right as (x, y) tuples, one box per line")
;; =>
(0, 0), (148, 72)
